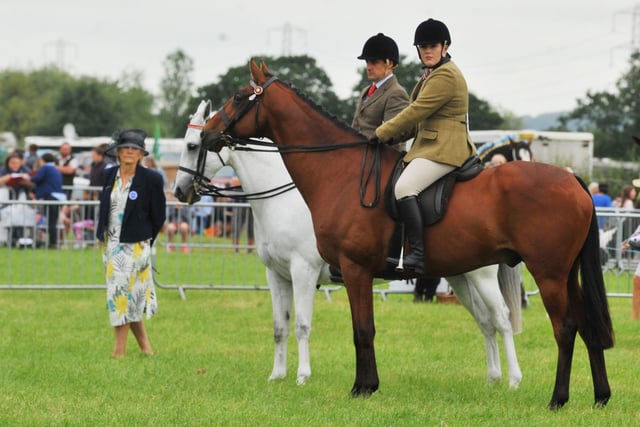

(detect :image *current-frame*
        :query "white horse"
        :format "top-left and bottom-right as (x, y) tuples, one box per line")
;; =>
(174, 100), (523, 388)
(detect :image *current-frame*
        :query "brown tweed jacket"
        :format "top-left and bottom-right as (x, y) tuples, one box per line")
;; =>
(352, 75), (410, 150)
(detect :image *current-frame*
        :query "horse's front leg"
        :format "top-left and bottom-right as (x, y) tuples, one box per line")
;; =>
(342, 264), (378, 397)
(266, 268), (293, 382)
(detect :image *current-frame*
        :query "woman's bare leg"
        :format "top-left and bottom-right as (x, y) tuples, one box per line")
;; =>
(632, 275), (640, 320)
(130, 321), (154, 355)
(113, 324), (131, 358)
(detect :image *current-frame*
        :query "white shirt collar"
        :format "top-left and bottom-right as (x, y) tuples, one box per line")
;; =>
(373, 73), (394, 89)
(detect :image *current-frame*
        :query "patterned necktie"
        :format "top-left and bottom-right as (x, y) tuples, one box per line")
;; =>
(367, 84), (377, 97)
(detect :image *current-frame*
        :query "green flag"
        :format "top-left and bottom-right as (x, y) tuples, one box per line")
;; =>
(153, 123), (161, 159)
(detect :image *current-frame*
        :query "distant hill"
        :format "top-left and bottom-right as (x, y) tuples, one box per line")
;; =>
(521, 111), (569, 130)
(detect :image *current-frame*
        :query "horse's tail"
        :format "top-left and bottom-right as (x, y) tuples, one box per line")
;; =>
(576, 176), (615, 349)
(498, 263), (522, 334)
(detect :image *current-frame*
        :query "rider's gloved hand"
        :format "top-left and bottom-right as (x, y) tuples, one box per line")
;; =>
(368, 135), (380, 145)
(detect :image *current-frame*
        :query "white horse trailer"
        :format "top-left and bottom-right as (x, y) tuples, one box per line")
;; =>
(470, 130), (594, 176)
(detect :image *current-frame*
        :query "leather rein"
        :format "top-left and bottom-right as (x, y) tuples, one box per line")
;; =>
(182, 77), (383, 208)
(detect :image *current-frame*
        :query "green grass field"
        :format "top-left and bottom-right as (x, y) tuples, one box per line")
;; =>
(1, 268), (639, 426)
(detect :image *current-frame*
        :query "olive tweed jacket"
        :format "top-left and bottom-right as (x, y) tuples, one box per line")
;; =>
(375, 60), (476, 167)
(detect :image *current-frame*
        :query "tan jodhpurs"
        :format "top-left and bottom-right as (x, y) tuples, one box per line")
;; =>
(394, 158), (456, 200)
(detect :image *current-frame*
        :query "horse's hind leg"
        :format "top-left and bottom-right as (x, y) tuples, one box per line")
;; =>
(536, 275), (578, 409)
(290, 262), (320, 385)
(267, 268), (293, 381)
(448, 269), (503, 385)
(586, 346), (611, 407)
(576, 287), (611, 407)
(452, 266), (522, 388)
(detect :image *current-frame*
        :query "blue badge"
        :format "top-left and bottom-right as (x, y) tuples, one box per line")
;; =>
(129, 191), (138, 200)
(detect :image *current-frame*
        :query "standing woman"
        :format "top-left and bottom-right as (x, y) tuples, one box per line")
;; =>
(374, 19), (476, 274)
(97, 129), (166, 358)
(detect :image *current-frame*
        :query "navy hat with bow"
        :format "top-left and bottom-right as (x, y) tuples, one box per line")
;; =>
(105, 129), (149, 156)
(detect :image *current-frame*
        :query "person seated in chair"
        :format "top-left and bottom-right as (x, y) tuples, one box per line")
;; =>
(372, 19), (476, 275)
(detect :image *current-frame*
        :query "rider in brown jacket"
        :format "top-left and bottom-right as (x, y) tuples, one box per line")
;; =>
(352, 33), (410, 152)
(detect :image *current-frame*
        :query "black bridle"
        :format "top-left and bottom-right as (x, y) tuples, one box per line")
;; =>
(177, 78), (300, 200)
(186, 76), (383, 207)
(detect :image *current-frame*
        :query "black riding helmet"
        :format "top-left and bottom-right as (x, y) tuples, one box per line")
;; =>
(414, 19), (451, 46)
(357, 33), (400, 66)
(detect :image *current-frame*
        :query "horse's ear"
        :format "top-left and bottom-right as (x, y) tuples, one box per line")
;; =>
(260, 61), (270, 75)
(250, 59), (262, 81)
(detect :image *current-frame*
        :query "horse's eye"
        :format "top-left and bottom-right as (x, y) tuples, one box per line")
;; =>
(187, 143), (198, 151)
(233, 93), (243, 103)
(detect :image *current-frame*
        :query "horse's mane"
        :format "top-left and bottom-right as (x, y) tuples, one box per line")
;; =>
(265, 71), (365, 140)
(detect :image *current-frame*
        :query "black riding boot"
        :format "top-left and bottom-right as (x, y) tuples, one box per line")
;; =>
(396, 196), (425, 275)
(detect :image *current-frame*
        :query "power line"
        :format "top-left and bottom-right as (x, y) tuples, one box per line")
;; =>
(267, 22), (307, 56)
(611, 3), (640, 64)
(43, 39), (76, 70)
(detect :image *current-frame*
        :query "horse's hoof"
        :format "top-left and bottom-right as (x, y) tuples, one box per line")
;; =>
(594, 395), (610, 408)
(268, 372), (286, 382)
(486, 376), (501, 386)
(296, 375), (309, 385)
(547, 398), (568, 411)
(350, 384), (378, 398)
(509, 373), (523, 389)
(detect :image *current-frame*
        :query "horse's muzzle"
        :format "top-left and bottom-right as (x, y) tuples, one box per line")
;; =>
(174, 186), (201, 205)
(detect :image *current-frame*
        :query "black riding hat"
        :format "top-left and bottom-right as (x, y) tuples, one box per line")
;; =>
(357, 33), (400, 65)
(105, 129), (149, 156)
(414, 19), (451, 46)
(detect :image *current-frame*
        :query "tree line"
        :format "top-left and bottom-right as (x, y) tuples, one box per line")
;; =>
(0, 49), (638, 161)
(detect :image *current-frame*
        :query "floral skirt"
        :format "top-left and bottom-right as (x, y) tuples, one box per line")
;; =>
(103, 240), (158, 327)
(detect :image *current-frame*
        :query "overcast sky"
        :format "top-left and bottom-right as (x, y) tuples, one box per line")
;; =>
(1, 0), (637, 118)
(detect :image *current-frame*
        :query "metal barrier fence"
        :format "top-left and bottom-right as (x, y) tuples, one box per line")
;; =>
(0, 196), (637, 299)
(594, 208), (640, 297)
(0, 197), (342, 299)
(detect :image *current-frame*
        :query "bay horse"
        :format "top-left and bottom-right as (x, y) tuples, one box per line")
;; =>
(200, 60), (613, 409)
(175, 100), (523, 388)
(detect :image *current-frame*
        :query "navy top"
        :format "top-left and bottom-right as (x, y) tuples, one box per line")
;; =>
(96, 164), (166, 246)
(29, 162), (63, 199)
